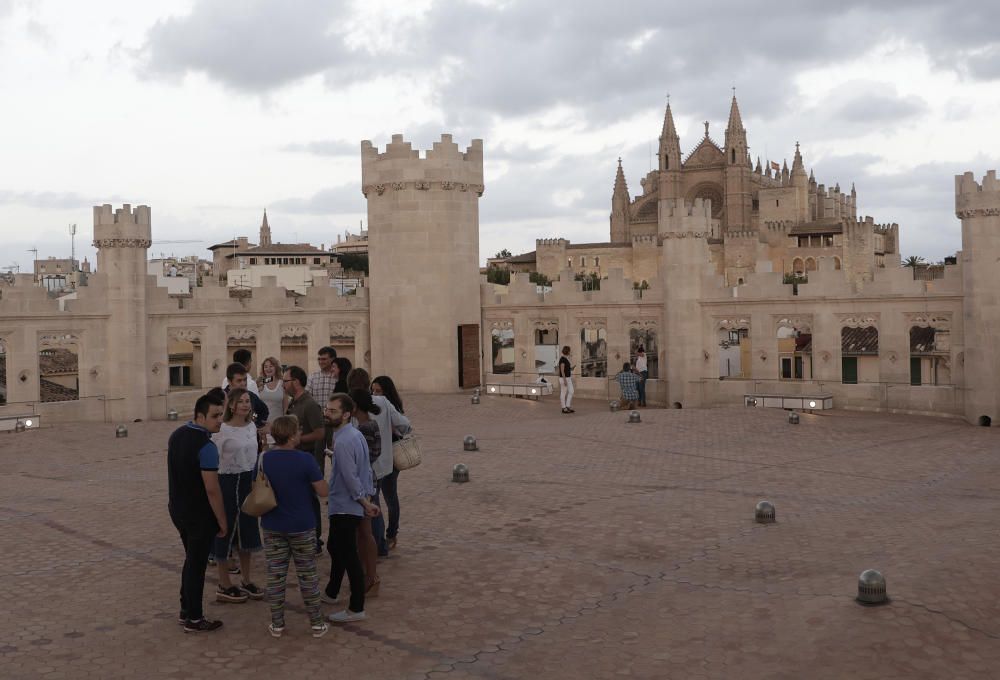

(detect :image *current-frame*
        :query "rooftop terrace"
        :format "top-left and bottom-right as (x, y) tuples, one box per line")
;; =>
(1, 396), (998, 679)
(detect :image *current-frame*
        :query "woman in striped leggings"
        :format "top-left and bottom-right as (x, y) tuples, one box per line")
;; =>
(259, 415), (330, 638)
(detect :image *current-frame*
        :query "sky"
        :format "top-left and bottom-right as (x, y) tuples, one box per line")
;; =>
(1, 0), (999, 274)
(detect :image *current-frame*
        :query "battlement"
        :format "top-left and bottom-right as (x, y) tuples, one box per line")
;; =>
(956, 170), (1000, 217)
(764, 220), (794, 232)
(92, 203), (152, 248)
(536, 238), (569, 248)
(632, 234), (658, 245)
(94, 203), (151, 226)
(361, 134), (483, 164)
(361, 134), (484, 197)
(661, 197), (713, 218)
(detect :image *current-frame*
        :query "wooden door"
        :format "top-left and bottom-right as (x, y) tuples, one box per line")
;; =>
(458, 324), (481, 388)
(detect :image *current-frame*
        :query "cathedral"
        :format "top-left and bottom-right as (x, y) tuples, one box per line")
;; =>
(498, 96), (899, 289)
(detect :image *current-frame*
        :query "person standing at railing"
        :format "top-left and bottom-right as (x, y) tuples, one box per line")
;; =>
(634, 346), (649, 407)
(559, 346), (575, 414)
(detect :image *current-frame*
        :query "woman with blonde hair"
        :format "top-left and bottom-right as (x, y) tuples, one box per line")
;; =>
(211, 387), (264, 603)
(258, 356), (285, 417)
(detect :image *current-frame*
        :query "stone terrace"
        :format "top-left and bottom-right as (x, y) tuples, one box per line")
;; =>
(1, 396), (999, 679)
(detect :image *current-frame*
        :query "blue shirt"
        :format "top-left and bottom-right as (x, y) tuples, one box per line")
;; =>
(328, 424), (372, 517)
(260, 449), (323, 533)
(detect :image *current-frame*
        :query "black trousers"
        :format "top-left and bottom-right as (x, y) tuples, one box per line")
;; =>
(175, 523), (214, 621)
(326, 514), (364, 613)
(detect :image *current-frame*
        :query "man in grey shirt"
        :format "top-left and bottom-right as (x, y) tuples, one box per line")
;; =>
(283, 365), (326, 552)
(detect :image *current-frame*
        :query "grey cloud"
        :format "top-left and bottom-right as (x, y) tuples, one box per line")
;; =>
(271, 183), (364, 215)
(834, 90), (927, 125)
(966, 46), (1000, 81)
(0, 190), (108, 210)
(138, 0), (1000, 130)
(141, 0), (352, 91)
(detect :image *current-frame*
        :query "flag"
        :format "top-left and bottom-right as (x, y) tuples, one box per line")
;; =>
(770, 161), (781, 172)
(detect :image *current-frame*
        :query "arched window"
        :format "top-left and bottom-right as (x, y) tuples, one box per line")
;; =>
(792, 258), (804, 275)
(731, 148), (736, 164)
(834, 257), (842, 270)
(580, 256), (586, 267)
(594, 256), (600, 268)
(805, 257), (817, 272)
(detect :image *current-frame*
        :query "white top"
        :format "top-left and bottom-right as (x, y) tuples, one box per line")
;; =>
(221, 374), (260, 396)
(212, 421), (258, 474)
(258, 379), (284, 418)
(635, 355), (648, 372)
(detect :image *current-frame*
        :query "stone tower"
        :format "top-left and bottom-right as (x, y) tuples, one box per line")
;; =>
(956, 170), (1000, 425)
(259, 209), (272, 246)
(362, 134), (484, 392)
(724, 95), (752, 231)
(93, 204), (151, 421)
(610, 158), (631, 243)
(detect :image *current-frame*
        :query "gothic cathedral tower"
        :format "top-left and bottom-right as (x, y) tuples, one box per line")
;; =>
(723, 96), (752, 231)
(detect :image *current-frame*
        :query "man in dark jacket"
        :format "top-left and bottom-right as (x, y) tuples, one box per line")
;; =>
(168, 391), (227, 633)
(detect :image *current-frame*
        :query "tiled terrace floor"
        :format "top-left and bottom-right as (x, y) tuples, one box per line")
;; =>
(1, 396), (998, 679)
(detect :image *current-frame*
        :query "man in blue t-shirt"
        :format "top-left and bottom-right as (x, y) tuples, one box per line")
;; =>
(167, 391), (227, 633)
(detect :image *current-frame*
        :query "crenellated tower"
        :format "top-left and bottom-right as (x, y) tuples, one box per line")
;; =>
(362, 134), (484, 392)
(956, 170), (1000, 424)
(723, 95), (752, 231)
(610, 158), (631, 242)
(93, 204), (152, 421)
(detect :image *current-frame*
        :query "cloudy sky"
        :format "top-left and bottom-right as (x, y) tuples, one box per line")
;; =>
(1, 0), (998, 274)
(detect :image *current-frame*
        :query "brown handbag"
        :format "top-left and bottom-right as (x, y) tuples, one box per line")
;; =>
(241, 451), (277, 517)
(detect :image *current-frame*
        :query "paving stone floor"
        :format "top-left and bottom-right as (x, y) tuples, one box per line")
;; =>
(1, 395), (999, 679)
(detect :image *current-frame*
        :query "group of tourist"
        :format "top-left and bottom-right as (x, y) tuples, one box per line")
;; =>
(558, 344), (649, 412)
(167, 346), (411, 637)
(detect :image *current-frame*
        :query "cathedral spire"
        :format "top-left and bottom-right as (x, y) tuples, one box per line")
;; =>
(658, 101), (682, 172)
(726, 94), (744, 133)
(755, 156), (762, 174)
(610, 158), (631, 243)
(613, 158), (630, 205)
(791, 142), (806, 178)
(660, 102), (679, 142)
(259, 209), (272, 246)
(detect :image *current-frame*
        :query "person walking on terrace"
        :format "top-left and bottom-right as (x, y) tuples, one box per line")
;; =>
(168, 391), (227, 633)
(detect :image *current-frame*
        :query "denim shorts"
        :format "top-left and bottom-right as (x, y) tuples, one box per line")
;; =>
(213, 470), (263, 557)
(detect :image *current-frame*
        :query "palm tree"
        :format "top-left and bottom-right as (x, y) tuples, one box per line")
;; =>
(903, 255), (926, 268)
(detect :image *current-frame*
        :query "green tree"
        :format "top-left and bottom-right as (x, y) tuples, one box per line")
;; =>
(337, 253), (369, 275)
(486, 267), (511, 285)
(528, 271), (551, 286)
(903, 255), (926, 268)
(495, 248), (512, 259)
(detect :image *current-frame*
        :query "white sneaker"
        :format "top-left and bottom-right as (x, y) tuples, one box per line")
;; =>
(327, 609), (366, 623)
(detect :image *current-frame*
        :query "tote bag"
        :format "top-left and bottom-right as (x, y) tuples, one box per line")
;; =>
(392, 434), (422, 471)
(241, 452), (277, 517)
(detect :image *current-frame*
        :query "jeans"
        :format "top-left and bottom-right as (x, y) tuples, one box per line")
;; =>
(175, 524), (214, 621)
(637, 370), (648, 407)
(264, 529), (323, 627)
(381, 468), (400, 540)
(559, 377), (574, 409)
(326, 514), (365, 613)
(370, 486), (388, 555)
